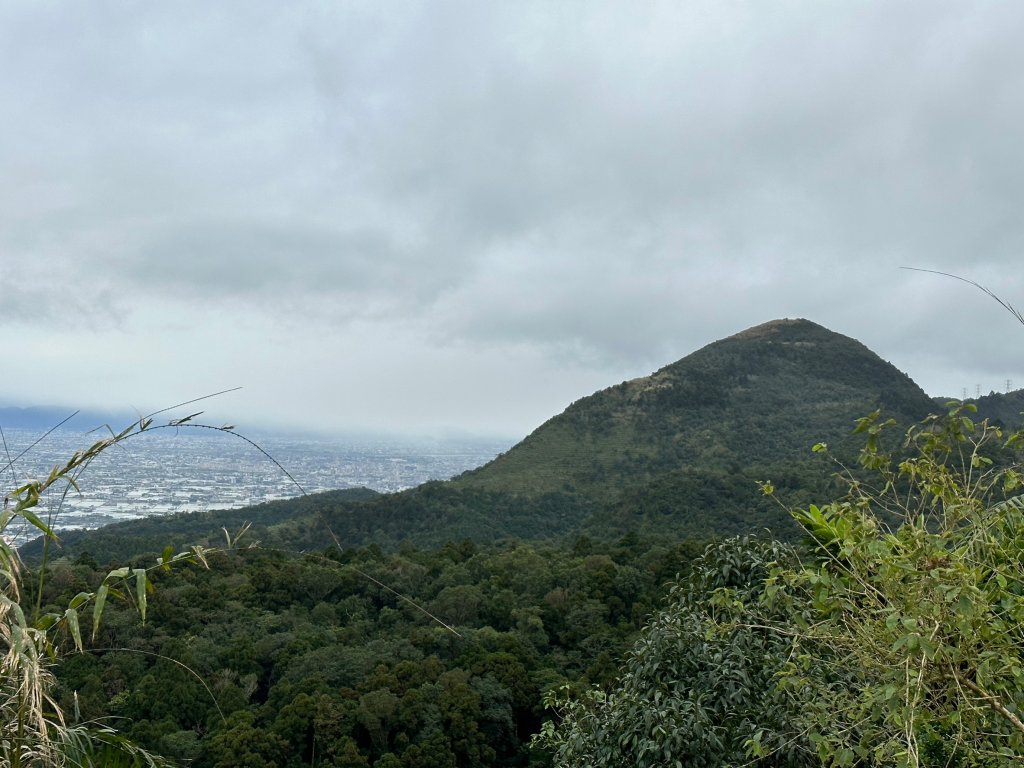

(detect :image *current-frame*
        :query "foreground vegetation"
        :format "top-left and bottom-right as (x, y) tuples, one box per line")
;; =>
(542, 406), (1024, 766)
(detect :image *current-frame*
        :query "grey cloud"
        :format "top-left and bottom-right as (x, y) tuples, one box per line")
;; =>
(0, 277), (122, 331)
(3, 1), (1024, 431)
(299, 2), (1024, 359)
(126, 223), (411, 298)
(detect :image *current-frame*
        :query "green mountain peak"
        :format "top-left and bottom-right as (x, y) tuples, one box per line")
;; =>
(455, 318), (933, 506)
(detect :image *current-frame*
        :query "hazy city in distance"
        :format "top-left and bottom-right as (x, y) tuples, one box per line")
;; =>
(1, 425), (509, 543)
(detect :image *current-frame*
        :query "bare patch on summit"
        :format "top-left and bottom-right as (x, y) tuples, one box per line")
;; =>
(729, 318), (813, 340)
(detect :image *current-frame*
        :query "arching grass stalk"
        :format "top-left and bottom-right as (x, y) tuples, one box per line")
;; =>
(2, 393), (463, 765)
(901, 267), (1024, 328)
(0, 395), (273, 768)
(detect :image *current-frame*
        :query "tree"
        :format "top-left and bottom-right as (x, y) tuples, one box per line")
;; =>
(535, 536), (813, 767)
(759, 407), (1024, 766)
(203, 710), (289, 768)
(538, 403), (1024, 768)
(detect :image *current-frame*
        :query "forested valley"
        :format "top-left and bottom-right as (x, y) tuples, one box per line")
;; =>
(38, 534), (703, 766)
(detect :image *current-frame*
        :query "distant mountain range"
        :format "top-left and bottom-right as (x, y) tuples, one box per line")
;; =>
(23, 318), (1024, 563)
(0, 406), (139, 432)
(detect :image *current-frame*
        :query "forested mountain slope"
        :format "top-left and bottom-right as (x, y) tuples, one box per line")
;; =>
(937, 388), (1024, 428)
(449, 318), (936, 539)
(459, 318), (933, 495)
(28, 319), (940, 561)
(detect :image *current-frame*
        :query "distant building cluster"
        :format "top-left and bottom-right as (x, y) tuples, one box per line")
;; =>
(1, 429), (504, 540)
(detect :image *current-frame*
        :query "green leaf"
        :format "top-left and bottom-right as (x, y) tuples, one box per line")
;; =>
(65, 607), (83, 652)
(134, 568), (148, 624)
(106, 566), (130, 581)
(92, 583), (109, 641)
(18, 506), (56, 538)
(68, 591), (91, 610)
(34, 612), (61, 631)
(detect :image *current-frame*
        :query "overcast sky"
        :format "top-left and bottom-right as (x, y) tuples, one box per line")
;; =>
(2, 2), (1023, 438)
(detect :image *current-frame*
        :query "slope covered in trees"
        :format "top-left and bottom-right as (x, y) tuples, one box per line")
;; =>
(43, 535), (705, 767)
(30, 319), (942, 564)
(459, 318), (934, 497)
(944, 387), (1024, 429)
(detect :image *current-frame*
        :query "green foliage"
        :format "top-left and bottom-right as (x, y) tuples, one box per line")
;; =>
(940, 388), (1024, 431)
(766, 406), (1024, 766)
(45, 532), (704, 767)
(0, 411), (293, 767)
(17, 320), (991, 766)
(539, 406), (1024, 768)
(0, 416), (199, 767)
(460, 318), (934, 503)
(536, 536), (814, 767)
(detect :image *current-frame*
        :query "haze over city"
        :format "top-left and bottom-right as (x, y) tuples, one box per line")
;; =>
(3, 2), (1023, 437)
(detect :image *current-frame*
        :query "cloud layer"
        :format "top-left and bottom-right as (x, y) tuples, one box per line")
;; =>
(2, 2), (1022, 435)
